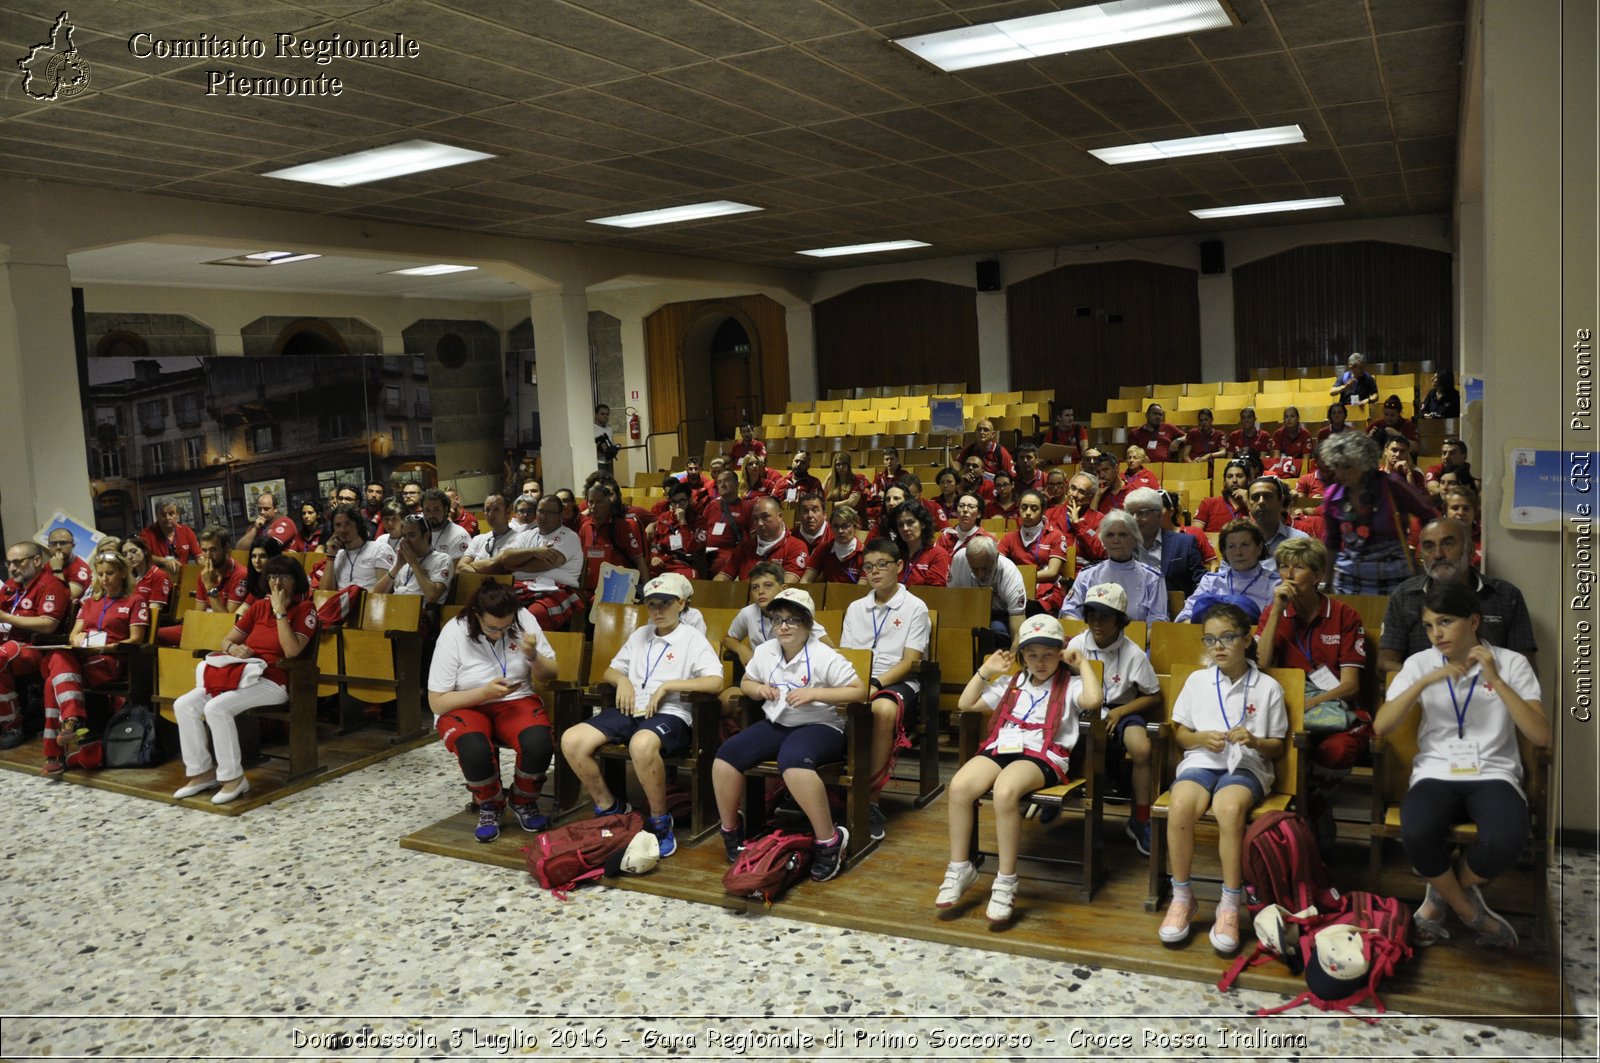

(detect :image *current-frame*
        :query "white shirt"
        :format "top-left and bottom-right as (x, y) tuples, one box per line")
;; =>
(948, 552), (1028, 618)
(681, 605), (706, 635)
(429, 521), (471, 561)
(464, 525), (520, 564)
(1171, 663), (1288, 791)
(391, 548), (452, 603)
(976, 671), (1082, 777)
(330, 539), (394, 591)
(1066, 630), (1159, 711)
(1060, 557), (1168, 622)
(744, 638), (860, 731)
(1388, 644), (1540, 796)
(427, 608), (555, 707)
(507, 524), (583, 591)
(841, 586), (931, 694)
(608, 621), (722, 725)
(728, 602), (828, 650)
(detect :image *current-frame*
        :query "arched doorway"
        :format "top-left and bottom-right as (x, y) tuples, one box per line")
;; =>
(270, 318), (348, 356)
(707, 317), (753, 441)
(678, 304), (762, 461)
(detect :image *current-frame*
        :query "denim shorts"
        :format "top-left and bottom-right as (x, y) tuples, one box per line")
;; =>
(1173, 765), (1265, 803)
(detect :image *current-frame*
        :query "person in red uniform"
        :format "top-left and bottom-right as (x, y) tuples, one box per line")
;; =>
(1423, 438), (1471, 490)
(1013, 444), (1046, 493)
(1121, 446), (1161, 493)
(740, 453), (783, 500)
(1272, 405), (1315, 460)
(1379, 430), (1427, 489)
(891, 500), (951, 587)
(777, 451), (824, 502)
(1048, 472), (1107, 576)
(985, 470), (1021, 522)
(578, 479), (649, 592)
(714, 497), (807, 582)
(1182, 408), (1228, 463)
(121, 537), (174, 612)
(1041, 407), (1088, 464)
(957, 454), (997, 502)
(876, 484), (909, 541)
(824, 454), (871, 514)
(1195, 459), (1252, 532)
(959, 420), (1015, 479)
(446, 487), (480, 536)
(1089, 452), (1130, 514)
(874, 447), (907, 502)
(939, 491), (995, 557)
(1366, 395), (1418, 449)
(729, 423), (766, 463)
(37, 549), (150, 777)
(238, 492), (302, 553)
(1226, 407), (1272, 457)
(999, 489), (1071, 614)
(297, 500), (327, 553)
(802, 505), (865, 584)
(139, 501), (203, 578)
(647, 481), (703, 578)
(44, 528), (92, 602)
(1128, 404), (1182, 462)
(156, 527), (250, 647)
(930, 467), (961, 528)
(791, 492), (833, 555)
(171, 555), (319, 805)
(0, 542), (72, 748)
(702, 469), (748, 567)
(1316, 401), (1353, 443)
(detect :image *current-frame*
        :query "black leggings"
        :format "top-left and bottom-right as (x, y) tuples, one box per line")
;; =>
(1400, 777), (1528, 880)
(455, 726), (553, 789)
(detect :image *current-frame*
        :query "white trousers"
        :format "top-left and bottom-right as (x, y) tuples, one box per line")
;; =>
(173, 682), (287, 781)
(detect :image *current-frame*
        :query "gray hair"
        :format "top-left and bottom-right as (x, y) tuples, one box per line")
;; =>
(1123, 487), (1163, 512)
(1316, 430), (1380, 474)
(965, 536), (998, 563)
(1422, 515), (1472, 542)
(1347, 352), (1365, 367)
(1100, 509), (1138, 539)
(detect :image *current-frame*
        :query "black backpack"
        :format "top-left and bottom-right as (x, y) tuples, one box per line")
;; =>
(103, 704), (161, 768)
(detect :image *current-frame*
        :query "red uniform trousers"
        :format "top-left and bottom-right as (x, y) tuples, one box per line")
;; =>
(0, 642), (46, 731)
(40, 650), (124, 759)
(435, 695), (551, 804)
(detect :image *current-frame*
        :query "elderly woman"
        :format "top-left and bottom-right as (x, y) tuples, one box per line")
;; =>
(1057, 509), (1167, 622)
(1317, 431), (1436, 594)
(1174, 518), (1279, 623)
(172, 556), (318, 804)
(428, 581), (558, 841)
(37, 549), (149, 778)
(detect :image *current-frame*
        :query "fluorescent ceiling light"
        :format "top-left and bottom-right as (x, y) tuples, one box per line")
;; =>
(893, 0), (1232, 72)
(264, 140), (495, 187)
(796, 240), (932, 258)
(1191, 196), (1346, 220)
(385, 264), (479, 276)
(1090, 124), (1306, 165)
(206, 251), (321, 268)
(588, 201), (763, 229)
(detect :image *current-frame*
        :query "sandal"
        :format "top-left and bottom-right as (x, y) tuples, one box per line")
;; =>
(1412, 883), (1451, 945)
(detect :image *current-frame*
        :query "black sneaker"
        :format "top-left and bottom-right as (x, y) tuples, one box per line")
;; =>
(868, 803), (887, 842)
(720, 820), (745, 864)
(810, 826), (850, 882)
(0, 726), (26, 750)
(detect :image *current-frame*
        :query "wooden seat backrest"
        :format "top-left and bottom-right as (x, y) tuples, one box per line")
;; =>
(587, 603), (641, 685)
(813, 609), (845, 646)
(541, 630), (585, 687)
(179, 610), (238, 651)
(453, 572), (512, 604)
(1016, 563), (1036, 599)
(817, 581), (872, 610)
(360, 592), (421, 633)
(1333, 593), (1388, 639)
(1148, 620), (1206, 675)
(171, 565), (201, 621)
(689, 579), (748, 610)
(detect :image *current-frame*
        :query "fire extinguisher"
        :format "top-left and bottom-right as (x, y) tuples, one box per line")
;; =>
(626, 407), (641, 442)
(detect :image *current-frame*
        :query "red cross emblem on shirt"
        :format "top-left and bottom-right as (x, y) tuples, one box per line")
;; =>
(1111, 674), (1121, 685)
(1245, 704), (1258, 717)
(892, 618), (902, 627)
(666, 652), (675, 662)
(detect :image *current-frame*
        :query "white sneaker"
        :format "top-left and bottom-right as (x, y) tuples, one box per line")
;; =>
(935, 862), (978, 908)
(986, 876), (1018, 925)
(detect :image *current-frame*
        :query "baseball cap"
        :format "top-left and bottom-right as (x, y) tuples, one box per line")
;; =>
(768, 587), (815, 619)
(641, 573), (692, 601)
(1304, 924), (1370, 1002)
(1082, 583), (1129, 621)
(1017, 614), (1065, 650)
(603, 829), (661, 877)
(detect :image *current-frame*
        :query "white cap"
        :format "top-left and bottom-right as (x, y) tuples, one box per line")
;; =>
(768, 587), (815, 618)
(1083, 583), (1129, 620)
(1017, 614), (1064, 650)
(641, 572), (692, 601)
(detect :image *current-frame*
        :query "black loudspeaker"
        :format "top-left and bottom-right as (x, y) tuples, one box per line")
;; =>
(1199, 239), (1225, 275)
(976, 259), (1002, 291)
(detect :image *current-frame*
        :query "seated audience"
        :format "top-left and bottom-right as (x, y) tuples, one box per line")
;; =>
(1379, 430), (1426, 489)
(1330, 352), (1379, 406)
(427, 581), (558, 842)
(985, 470), (1020, 522)
(1439, 484), (1483, 566)
(792, 492), (832, 554)
(960, 419), (1015, 478)
(949, 536), (1028, 648)
(1375, 582), (1547, 950)
(778, 451), (823, 501)
(139, 501), (202, 577)
(1272, 405), (1314, 460)
(892, 501), (951, 588)
(1059, 510), (1167, 622)
(1246, 476), (1308, 573)
(321, 504), (393, 593)
(1317, 401), (1354, 442)
(802, 505), (864, 584)
(957, 454), (996, 501)
(1423, 437), (1471, 491)
(875, 484), (909, 541)
(1183, 408), (1228, 464)
(646, 482), (704, 579)
(930, 467), (961, 527)
(374, 513), (452, 604)
(1226, 407), (1272, 458)
(714, 588), (866, 881)
(1128, 404), (1182, 462)
(0, 541), (71, 748)
(577, 480), (649, 592)
(713, 497), (806, 583)
(702, 470), (747, 564)
(1367, 395), (1418, 448)
(1041, 406), (1088, 464)
(172, 556), (318, 805)
(237, 491), (302, 553)
(445, 486), (480, 536)
(941, 616), (1102, 925)
(1420, 369), (1462, 420)
(486, 495), (585, 629)
(1157, 603), (1288, 954)
(157, 526), (248, 646)
(729, 422), (766, 462)
(1317, 431), (1436, 594)
(1121, 446), (1161, 493)
(1173, 519), (1278, 623)
(874, 447), (907, 503)
(120, 536), (174, 612)
(45, 528), (91, 601)
(422, 488), (471, 563)
(1088, 451), (1130, 513)
(999, 489), (1071, 615)
(1014, 444), (1045, 493)
(298, 500), (326, 553)
(1125, 487), (1206, 599)
(824, 454), (869, 513)
(558, 573), (723, 856)
(938, 491), (993, 557)
(239, 544), (273, 611)
(1048, 472), (1107, 575)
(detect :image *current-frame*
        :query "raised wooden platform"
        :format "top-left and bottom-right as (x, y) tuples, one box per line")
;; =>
(401, 793), (1574, 1037)
(0, 722), (434, 815)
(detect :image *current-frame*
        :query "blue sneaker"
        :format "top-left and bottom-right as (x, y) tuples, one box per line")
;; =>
(646, 812), (677, 858)
(594, 797), (632, 817)
(509, 801), (548, 833)
(474, 800), (503, 843)
(1125, 816), (1152, 857)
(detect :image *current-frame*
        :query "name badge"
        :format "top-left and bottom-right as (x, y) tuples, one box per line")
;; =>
(83, 631), (108, 649)
(996, 732), (1024, 755)
(785, 489), (797, 502)
(1444, 738), (1481, 776)
(587, 549), (605, 559)
(669, 532), (683, 550)
(712, 522), (726, 536)
(1308, 665), (1339, 692)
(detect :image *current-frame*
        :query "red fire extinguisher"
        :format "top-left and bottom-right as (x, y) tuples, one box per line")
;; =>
(626, 407), (641, 442)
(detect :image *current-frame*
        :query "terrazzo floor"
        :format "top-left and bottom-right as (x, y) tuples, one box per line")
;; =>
(3, 746), (1594, 1061)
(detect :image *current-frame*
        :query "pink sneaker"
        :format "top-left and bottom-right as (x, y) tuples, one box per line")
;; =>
(1209, 905), (1242, 954)
(1158, 895), (1197, 943)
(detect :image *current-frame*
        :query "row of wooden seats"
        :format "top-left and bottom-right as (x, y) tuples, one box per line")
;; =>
(1250, 359), (1436, 380)
(821, 386), (1057, 403)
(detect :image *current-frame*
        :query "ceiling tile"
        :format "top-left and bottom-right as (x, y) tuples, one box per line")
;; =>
(996, 85), (1119, 137)
(1210, 52), (1311, 113)
(805, 116), (943, 161)
(531, 88), (727, 143)
(1398, 135), (1456, 170)
(1137, 64), (1249, 124)
(1390, 90), (1458, 139)
(824, 0), (948, 28)
(1340, 142), (1402, 176)
(1191, 0), (1284, 59)
(1265, 0), (1374, 49)
(1317, 100), (1393, 143)
(1294, 39), (1384, 106)
(1369, 0), (1466, 36)
(662, 62), (849, 125)
(1104, 35), (1206, 71)
(1227, 154), (1299, 185)
(725, 47), (912, 114)
(601, 76), (783, 135)
(1286, 148), (1348, 181)
(561, 0), (779, 53)
(802, 31), (981, 104)
(1378, 24), (1465, 96)
(698, 0), (861, 41)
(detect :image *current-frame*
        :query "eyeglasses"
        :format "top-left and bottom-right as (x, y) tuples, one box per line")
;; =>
(771, 616), (807, 629)
(1200, 632), (1247, 649)
(861, 561), (897, 573)
(4, 558), (31, 568)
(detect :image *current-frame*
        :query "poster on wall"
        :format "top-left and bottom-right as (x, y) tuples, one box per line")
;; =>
(34, 510), (103, 563)
(1502, 437), (1594, 531)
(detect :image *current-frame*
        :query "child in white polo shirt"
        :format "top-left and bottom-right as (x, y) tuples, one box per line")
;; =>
(556, 572), (722, 857)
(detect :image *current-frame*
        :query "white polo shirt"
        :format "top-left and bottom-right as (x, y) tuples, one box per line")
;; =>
(463, 525), (521, 564)
(608, 621), (722, 725)
(392, 548), (453, 603)
(1171, 663), (1288, 791)
(1066, 630), (1159, 712)
(949, 551), (1028, 618)
(744, 638), (860, 731)
(427, 608), (556, 707)
(507, 524), (583, 591)
(728, 602), (829, 650)
(430, 520), (471, 561)
(329, 539), (395, 591)
(1388, 644), (1540, 796)
(841, 585), (931, 694)
(975, 671), (1082, 777)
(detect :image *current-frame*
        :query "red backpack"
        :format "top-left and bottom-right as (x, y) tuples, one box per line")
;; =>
(525, 812), (642, 901)
(1241, 810), (1341, 914)
(723, 830), (813, 907)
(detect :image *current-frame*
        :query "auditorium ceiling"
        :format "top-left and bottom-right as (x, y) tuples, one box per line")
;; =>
(1, 0), (1464, 271)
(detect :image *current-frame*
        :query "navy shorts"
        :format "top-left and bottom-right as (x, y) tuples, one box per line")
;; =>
(717, 718), (846, 773)
(584, 707), (693, 758)
(1174, 765), (1265, 804)
(870, 680), (919, 717)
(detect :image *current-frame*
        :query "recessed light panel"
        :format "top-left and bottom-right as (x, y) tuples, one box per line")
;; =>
(894, 0), (1233, 72)
(1190, 196), (1346, 220)
(264, 140), (494, 187)
(1090, 125), (1307, 165)
(796, 240), (932, 258)
(385, 264), (479, 276)
(588, 201), (763, 228)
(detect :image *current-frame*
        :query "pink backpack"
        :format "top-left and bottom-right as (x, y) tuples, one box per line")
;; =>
(524, 812), (642, 900)
(723, 831), (813, 907)
(1241, 810), (1341, 914)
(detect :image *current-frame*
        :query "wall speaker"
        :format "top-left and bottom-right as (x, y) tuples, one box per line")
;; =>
(976, 259), (1002, 292)
(1199, 239), (1225, 275)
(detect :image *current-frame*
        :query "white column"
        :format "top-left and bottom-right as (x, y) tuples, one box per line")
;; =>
(974, 290), (1009, 392)
(529, 289), (595, 492)
(785, 306), (815, 403)
(1197, 273), (1235, 383)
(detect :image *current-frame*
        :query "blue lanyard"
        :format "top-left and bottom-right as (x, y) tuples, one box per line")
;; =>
(1021, 523), (1046, 563)
(1022, 685), (1049, 720)
(640, 639), (671, 689)
(869, 603), (891, 648)
(758, 611), (769, 642)
(1213, 666), (1255, 730)
(488, 635), (509, 678)
(86, 597), (115, 634)
(1089, 640), (1123, 684)
(1228, 566), (1264, 598)
(1443, 652), (1476, 739)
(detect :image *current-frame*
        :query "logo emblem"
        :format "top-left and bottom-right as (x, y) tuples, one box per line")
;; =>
(18, 12), (91, 101)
